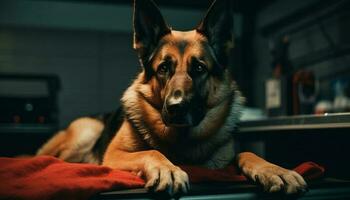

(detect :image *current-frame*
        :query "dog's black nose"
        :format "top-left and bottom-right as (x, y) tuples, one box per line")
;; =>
(173, 89), (183, 98)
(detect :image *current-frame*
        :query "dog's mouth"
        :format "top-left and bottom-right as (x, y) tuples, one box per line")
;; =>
(161, 111), (193, 128)
(161, 105), (205, 128)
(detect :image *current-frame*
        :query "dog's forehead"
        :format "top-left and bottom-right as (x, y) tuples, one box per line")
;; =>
(169, 30), (203, 41)
(159, 30), (208, 57)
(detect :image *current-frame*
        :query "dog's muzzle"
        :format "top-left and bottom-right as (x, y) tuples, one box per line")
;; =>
(162, 90), (193, 127)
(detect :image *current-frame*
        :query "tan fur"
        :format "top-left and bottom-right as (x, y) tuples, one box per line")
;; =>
(237, 152), (307, 193)
(102, 119), (190, 193)
(37, 117), (103, 164)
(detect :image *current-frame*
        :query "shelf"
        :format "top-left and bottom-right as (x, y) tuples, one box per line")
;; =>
(238, 113), (350, 133)
(0, 124), (57, 135)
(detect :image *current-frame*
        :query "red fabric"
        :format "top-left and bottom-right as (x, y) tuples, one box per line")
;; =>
(181, 161), (325, 183)
(0, 156), (144, 200)
(0, 156), (325, 200)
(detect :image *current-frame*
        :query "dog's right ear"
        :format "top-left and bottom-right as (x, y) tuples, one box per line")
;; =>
(133, 0), (170, 65)
(196, 0), (233, 68)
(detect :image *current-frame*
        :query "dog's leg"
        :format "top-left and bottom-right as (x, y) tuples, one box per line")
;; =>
(37, 130), (68, 157)
(237, 152), (307, 194)
(104, 149), (189, 194)
(37, 117), (103, 164)
(103, 120), (189, 195)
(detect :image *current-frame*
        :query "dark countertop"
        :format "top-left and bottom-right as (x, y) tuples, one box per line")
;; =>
(238, 113), (350, 133)
(94, 178), (350, 200)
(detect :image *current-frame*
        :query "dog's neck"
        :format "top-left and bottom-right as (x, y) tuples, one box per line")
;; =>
(121, 72), (244, 151)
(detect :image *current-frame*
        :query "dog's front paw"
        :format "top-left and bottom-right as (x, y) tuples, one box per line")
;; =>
(144, 164), (189, 195)
(253, 164), (307, 194)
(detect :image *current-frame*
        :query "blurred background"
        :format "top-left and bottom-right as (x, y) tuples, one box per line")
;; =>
(1, 0), (350, 127)
(0, 0), (350, 178)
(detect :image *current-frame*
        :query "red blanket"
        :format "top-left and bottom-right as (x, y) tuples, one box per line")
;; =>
(0, 156), (324, 200)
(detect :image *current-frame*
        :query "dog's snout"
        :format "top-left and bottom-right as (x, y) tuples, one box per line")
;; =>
(167, 103), (183, 116)
(162, 72), (193, 126)
(167, 89), (186, 115)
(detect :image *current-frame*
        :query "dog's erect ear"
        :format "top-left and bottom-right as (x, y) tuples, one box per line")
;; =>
(133, 0), (170, 64)
(197, 0), (234, 67)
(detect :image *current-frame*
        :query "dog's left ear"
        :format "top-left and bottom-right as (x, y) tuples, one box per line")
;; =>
(133, 0), (171, 65)
(197, 0), (234, 67)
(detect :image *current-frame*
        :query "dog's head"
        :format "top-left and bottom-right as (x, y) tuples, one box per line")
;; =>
(133, 0), (234, 127)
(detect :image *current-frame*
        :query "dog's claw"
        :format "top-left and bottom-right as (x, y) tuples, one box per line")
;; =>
(144, 165), (189, 196)
(254, 165), (308, 195)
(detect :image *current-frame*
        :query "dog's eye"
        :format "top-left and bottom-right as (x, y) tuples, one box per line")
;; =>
(194, 64), (206, 73)
(157, 63), (169, 75)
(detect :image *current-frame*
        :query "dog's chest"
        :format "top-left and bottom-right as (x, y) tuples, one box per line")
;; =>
(166, 136), (235, 169)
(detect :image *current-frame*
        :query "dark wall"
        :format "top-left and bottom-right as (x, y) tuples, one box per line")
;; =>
(0, 27), (139, 127)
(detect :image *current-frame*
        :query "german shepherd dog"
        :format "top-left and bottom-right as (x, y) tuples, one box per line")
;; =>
(37, 0), (307, 196)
